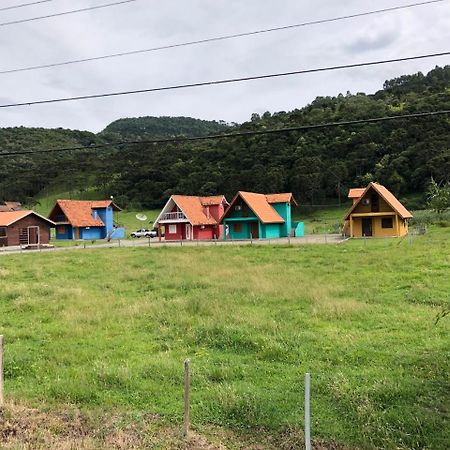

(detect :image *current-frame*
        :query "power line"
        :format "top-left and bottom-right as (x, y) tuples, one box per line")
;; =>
(0, 0), (52, 12)
(0, 0), (446, 75)
(0, 0), (137, 27)
(1, 51), (449, 109)
(1, 110), (449, 157)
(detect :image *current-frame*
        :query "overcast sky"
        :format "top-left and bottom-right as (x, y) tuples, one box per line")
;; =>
(1, 0), (449, 132)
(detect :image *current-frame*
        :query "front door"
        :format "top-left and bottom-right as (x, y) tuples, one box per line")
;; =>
(362, 218), (372, 237)
(251, 222), (259, 239)
(28, 226), (39, 245)
(185, 224), (191, 240)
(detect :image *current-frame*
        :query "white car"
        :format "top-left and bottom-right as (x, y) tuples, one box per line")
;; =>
(130, 228), (157, 238)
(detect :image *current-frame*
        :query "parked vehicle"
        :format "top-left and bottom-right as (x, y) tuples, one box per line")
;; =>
(130, 228), (157, 238)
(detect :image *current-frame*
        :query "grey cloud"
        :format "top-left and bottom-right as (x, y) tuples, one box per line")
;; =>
(0, 0), (448, 132)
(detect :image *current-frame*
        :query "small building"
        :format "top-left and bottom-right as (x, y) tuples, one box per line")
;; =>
(0, 210), (55, 247)
(48, 200), (125, 240)
(154, 195), (228, 241)
(343, 182), (413, 238)
(221, 191), (303, 239)
(0, 201), (22, 212)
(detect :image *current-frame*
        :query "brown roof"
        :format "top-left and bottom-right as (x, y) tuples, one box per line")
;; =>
(266, 193), (298, 206)
(223, 191), (285, 224)
(344, 183), (413, 220)
(0, 210), (55, 227)
(49, 200), (107, 227)
(348, 188), (365, 199)
(172, 195), (219, 226)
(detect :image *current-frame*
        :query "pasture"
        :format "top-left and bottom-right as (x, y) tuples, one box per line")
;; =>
(0, 229), (449, 449)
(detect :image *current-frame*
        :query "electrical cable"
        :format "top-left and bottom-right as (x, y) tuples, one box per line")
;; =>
(0, 0), (137, 28)
(1, 51), (449, 109)
(1, 109), (448, 157)
(0, 0), (52, 12)
(0, 0), (446, 74)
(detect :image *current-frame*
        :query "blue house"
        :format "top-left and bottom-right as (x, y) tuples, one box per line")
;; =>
(48, 200), (125, 240)
(221, 192), (304, 239)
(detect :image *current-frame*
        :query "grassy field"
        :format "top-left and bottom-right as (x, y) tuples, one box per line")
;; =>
(0, 228), (449, 449)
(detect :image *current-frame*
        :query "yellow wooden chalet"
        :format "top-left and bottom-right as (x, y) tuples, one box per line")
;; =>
(343, 182), (413, 238)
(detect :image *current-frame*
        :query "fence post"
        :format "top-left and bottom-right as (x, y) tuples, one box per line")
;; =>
(0, 335), (4, 407)
(305, 372), (311, 450)
(184, 359), (190, 437)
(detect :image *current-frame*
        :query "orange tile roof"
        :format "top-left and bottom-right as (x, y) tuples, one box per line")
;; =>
(172, 195), (219, 226)
(372, 183), (413, 219)
(224, 192), (285, 224)
(50, 200), (106, 227)
(91, 200), (122, 211)
(266, 193), (298, 206)
(199, 195), (228, 206)
(348, 188), (365, 199)
(344, 183), (413, 220)
(0, 210), (55, 226)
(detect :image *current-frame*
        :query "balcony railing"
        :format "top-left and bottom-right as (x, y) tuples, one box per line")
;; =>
(160, 211), (187, 221)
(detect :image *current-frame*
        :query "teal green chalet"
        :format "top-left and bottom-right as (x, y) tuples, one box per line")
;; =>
(221, 191), (304, 240)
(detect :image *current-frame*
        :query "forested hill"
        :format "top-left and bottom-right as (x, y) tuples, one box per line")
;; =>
(0, 65), (449, 209)
(101, 116), (230, 140)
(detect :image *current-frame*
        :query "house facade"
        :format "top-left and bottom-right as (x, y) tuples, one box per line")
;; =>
(154, 195), (228, 241)
(48, 200), (125, 240)
(221, 191), (303, 239)
(0, 211), (55, 247)
(344, 183), (413, 238)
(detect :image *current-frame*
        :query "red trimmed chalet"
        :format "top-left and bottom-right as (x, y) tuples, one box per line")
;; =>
(154, 195), (228, 241)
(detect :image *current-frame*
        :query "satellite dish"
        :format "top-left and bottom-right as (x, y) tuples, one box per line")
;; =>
(136, 213), (148, 221)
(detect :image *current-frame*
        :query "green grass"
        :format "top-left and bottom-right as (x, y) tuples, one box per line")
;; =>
(0, 228), (449, 448)
(297, 204), (350, 234)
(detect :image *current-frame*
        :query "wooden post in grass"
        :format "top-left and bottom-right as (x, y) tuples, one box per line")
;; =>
(184, 359), (190, 437)
(305, 372), (311, 450)
(0, 335), (4, 407)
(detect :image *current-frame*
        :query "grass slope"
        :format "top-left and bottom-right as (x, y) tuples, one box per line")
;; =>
(0, 230), (449, 449)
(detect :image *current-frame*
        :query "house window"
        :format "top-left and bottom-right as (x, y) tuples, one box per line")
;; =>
(371, 194), (379, 212)
(168, 224), (177, 234)
(57, 226), (65, 234)
(234, 223), (242, 232)
(382, 218), (393, 228)
(0, 227), (6, 237)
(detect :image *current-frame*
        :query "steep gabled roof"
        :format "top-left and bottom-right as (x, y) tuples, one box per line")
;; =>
(49, 200), (106, 227)
(344, 183), (413, 220)
(0, 210), (55, 227)
(266, 193), (298, 206)
(348, 188), (365, 199)
(199, 195), (229, 206)
(171, 195), (219, 226)
(223, 191), (285, 224)
(91, 200), (122, 211)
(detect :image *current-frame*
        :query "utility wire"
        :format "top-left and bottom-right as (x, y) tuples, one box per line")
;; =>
(0, 0), (137, 27)
(1, 51), (449, 109)
(0, 0), (52, 12)
(1, 110), (449, 157)
(0, 0), (446, 74)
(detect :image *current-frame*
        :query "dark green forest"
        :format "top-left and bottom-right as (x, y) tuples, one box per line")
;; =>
(1, 66), (449, 209)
